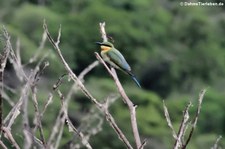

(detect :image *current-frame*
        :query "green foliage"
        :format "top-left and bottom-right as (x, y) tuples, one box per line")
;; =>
(194, 134), (224, 149)
(1, 0), (225, 148)
(9, 4), (62, 43)
(198, 89), (225, 133)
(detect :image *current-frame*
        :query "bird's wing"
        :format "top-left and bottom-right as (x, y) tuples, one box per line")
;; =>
(106, 49), (131, 72)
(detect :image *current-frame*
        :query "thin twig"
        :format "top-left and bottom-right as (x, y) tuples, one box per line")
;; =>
(0, 140), (7, 149)
(31, 62), (49, 147)
(43, 21), (99, 105)
(78, 60), (99, 82)
(54, 81), (93, 149)
(139, 139), (147, 149)
(47, 60), (98, 148)
(96, 53), (140, 148)
(28, 31), (47, 64)
(182, 89), (206, 149)
(0, 26), (11, 130)
(2, 127), (20, 149)
(211, 135), (222, 149)
(173, 101), (192, 149)
(7, 35), (27, 82)
(163, 100), (177, 140)
(40, 93), (53, 118)
(99, 22), (108, 42)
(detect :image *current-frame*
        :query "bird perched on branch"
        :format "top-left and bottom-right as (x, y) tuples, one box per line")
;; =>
(96, 41), (141, 88)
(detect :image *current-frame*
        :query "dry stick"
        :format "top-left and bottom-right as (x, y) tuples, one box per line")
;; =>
(43, 23), (99, 105)
(99, 22), (108, 42)
(31, 63), (49, 148)
(163, 100), (177, 140)
(211, 135), (222, 149)
(48, 61), (99, 148)
(46, 104), (65, 149)
(0, 26), (11, 131)
(54, 78), (93, 149)
(97, 22), (143, 149)
(78, 60), (99, 82)
(8, 37), (28, 83)
(54, 120), (64, 149)
(2, 127), (20, 149)
(28, 31), (47, 64)
(95, 53), (142, 149)
(173, 102), (192, 149)
(23, 56), (49, 149)
(43, 22), (133, 149)
(182, 89), (206, 149)
(4, 55), (48, 149)
(47, 61), (98, 148)
(40, 93), (53, 117)
(22, 79), (32, 149)
(98, 97), (133, 149)
(0, 140), (7, 149)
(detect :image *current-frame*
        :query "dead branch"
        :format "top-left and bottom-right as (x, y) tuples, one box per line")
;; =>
(0, 26), (11, 130)
(211, 135), (222, 149)
(96, 22), (143, 149)
(28, 31), (47, 64)
(0, 140), (7, 149)
(163, 89), (206, 149)
(163, 100), (177, 140)
(31, 62), (49, 148)
(2, 127), (20, 149)
(47, 60), (99, 148)
(174, 101), (192, 149)
(182, 89), (206, 149)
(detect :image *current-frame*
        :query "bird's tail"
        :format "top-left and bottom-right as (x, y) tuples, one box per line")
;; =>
(127, 71), (141, 88)
(131, 76), (141, 88)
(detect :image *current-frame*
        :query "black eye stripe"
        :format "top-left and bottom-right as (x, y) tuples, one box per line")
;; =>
(102, 44), (111, 47)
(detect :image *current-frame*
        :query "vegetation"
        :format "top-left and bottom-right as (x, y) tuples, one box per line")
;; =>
(0, 0), (224, 148)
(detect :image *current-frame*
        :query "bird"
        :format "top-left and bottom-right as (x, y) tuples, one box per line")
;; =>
(96, 41), (141, 88)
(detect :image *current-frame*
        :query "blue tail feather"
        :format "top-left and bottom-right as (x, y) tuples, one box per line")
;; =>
(125, 70), (141, 88)
(131, 76), (141, 88)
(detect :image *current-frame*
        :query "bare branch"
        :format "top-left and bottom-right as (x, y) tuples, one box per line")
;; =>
(28, 31), (47, 64)
(139, 139), (147, 149)
(97, 22), (143, 149)
(7, 34), (27, 82)
(2, 127), (20, 149)
(0, 140), (7, 149)
(182, 89), (206, 149)
(95, 51), (142, 149)
(43, 22), (100, 106)
(99, 22), (108, 42)
(40, 93), (53, 117)
(47, 60), (98, 148)
(101, 96), (133, 149)
(174, 101), (192, 149)
(211, 135), (222, 149)
(0, 26), (11, 130)
(31, 62), (50, 147)
(163, 100), (177, 140)
(78, 60), (99, 82)
(54, 81), (93, 149)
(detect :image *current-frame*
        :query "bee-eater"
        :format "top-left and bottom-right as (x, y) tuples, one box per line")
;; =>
(96, 41), (141, 88)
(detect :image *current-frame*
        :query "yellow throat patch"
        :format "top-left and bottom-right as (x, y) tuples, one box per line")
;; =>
(100, 45), (111, 51)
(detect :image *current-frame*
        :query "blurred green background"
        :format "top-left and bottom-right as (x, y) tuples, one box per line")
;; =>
(0, 0), (225, 148)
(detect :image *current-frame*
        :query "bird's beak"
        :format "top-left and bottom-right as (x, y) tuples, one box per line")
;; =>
(95, 42), (102, 45)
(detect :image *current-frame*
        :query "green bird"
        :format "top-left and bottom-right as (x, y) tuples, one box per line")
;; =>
(96, 41), (141, 88)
